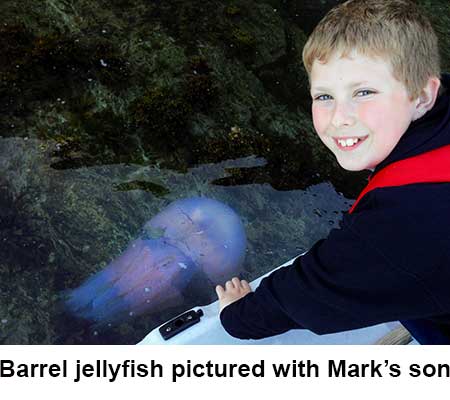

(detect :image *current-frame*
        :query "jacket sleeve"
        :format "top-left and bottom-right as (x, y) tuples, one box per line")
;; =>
(219, 215), (443, 340)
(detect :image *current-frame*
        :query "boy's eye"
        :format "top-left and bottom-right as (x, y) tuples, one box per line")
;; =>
(312, 90), (375, 101)
(355, 90), (374, 97)
(314, 94), (332, 101)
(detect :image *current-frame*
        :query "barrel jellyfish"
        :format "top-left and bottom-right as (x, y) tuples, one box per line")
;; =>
(63, 197), (247, 326)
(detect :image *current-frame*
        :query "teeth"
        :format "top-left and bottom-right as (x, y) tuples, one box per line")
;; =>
(338, 138), (359, 147)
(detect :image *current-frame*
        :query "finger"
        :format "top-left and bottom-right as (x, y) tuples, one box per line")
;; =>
(241, 280), (251, 290)
(231, 277), (241, 286)
(215, 285), (225, 297)
(225, 280), (235, 290)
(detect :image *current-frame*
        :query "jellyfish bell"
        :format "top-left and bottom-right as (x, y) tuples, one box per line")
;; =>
(63, 197), (246, 327)
(144, 197), (247, 284)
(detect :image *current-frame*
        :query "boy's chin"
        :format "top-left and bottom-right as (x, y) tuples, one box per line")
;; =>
(336, 158), (373, 172)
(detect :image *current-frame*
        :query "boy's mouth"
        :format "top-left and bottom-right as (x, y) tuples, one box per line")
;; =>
(333, 135), (368, 151)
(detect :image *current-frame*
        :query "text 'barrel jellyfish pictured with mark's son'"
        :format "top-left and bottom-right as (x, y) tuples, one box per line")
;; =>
(63, 197), (247, 327)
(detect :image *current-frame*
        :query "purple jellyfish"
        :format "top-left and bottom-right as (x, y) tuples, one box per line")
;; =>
(63, 197), (246, 326)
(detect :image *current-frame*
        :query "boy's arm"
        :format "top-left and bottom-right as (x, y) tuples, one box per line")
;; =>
(219, 218), (442, 340)
(218, 269), (307, 339)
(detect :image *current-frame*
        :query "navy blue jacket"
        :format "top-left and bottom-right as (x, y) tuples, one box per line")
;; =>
(220, 74), (450, 343)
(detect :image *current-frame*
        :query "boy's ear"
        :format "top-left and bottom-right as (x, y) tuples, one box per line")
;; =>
(413, 76), (441, 121)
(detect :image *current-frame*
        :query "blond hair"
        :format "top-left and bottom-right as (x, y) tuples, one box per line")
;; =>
(302, 0), (441, 100)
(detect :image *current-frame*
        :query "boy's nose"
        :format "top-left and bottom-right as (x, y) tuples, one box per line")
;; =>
(331, 102), (356, 128)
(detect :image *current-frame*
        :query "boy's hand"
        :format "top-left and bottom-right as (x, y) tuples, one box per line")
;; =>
(215, 277), (252, 313)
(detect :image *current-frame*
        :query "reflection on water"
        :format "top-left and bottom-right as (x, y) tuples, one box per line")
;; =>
(0, 137), (360, 344)
(0, 1), (376, 344)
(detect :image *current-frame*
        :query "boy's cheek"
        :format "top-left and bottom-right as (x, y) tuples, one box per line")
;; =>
(358, 101), (397, 134)
(312, 107), (329, 136)
(358, 102), (385, 129)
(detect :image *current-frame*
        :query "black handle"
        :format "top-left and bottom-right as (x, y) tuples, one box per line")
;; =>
(159, 309), (204, 340)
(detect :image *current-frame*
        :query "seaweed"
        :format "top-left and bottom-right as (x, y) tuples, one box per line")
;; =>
(224, 5), (242, 18)
(0, 185), (50, 271)
(146, 0), (229, 53)
(184, 56), (219, 111)
(113, 180), (170, 197)
(47, 107), (142, 169)
(228, 27), (256, 57)
(131, 86), (193, 152)
(0, 23), (129, 123)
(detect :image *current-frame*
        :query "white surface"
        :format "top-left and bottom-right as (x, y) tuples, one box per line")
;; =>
(139, 255), (400, 345)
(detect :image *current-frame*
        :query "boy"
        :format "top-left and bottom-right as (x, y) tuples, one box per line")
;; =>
(215, 0), (450, 344)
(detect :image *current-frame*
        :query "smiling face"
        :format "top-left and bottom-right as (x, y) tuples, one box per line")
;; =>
(310, 51), (419, 171)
